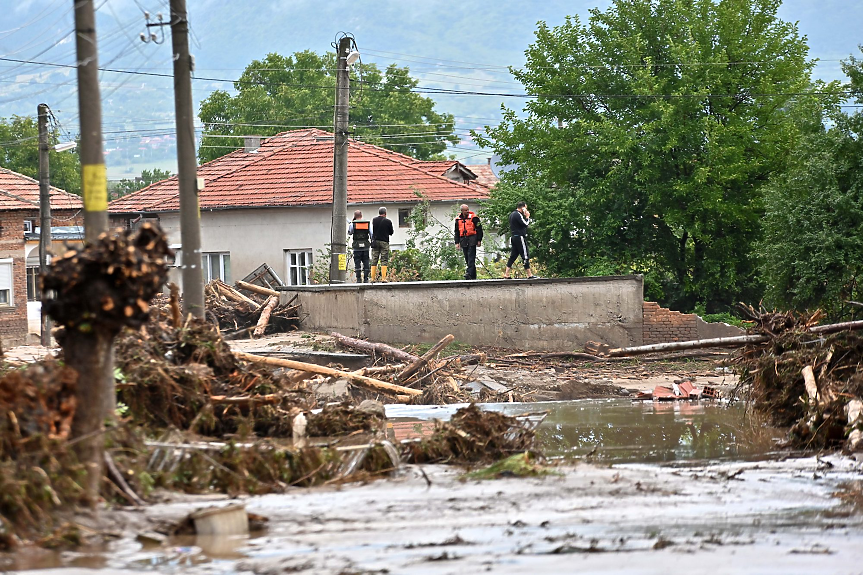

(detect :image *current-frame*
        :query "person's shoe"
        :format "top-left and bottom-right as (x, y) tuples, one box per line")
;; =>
(527, 275), (542, 279)
(380, 266), (389, 282)
(370, 266), (378, 282)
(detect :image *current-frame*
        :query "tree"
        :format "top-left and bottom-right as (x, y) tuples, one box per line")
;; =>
(759, 52), (863, 318)
(110, 168), (173, 200)
(475, 0), (825, 312)
(0, 115), (81, 195)
(198, 51), (458, 164)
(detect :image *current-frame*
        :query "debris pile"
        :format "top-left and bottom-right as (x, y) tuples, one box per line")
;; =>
(403, 404), (541, 464)
(203, 280), (300, 337)
(735, 309), (863, 451)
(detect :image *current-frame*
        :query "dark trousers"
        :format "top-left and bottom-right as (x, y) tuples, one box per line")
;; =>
(461, 243), (477, 279)
(506, 235), (530, 269)
(353, 250), (370, 282)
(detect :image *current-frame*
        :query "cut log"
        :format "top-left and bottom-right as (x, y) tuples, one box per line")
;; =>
(331, 332), (421, 363)
(253, 296), (279, 336)
(398, 334), (454, 382)
(169, 282), (181, 328)
(215, 280), (258, 307)
(236, 280), (279, 298)
(234, 351), (422, 397)
(802, 365), (818, 402)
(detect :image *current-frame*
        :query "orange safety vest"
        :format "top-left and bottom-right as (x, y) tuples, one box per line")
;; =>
(456, 212), (478, 237)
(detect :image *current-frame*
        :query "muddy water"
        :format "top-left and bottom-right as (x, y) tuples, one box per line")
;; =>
(6, 400), (862, 574)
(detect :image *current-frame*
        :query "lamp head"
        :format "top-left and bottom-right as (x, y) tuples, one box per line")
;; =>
(346, 49), (360, 67)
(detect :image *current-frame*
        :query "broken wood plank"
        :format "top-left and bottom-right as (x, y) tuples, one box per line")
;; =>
(331, 332), (421, 363)
(253, 296), (279, 336)
(236, 280), (279, 298)
(234, 351), (422, 397)
(209, 394), (281, 406)
(398, 334), (454, 382)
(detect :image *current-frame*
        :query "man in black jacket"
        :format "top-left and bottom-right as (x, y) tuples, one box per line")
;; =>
(503, 201), (539, 279)
(370, 206), (394, 282)
(454, 204), (483, 280)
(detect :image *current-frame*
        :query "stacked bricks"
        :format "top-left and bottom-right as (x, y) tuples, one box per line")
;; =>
(642, 301), (699, 345)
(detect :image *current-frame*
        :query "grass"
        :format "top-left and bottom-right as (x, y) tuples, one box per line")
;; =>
(414, 340), (473, 356)
(462, 452), (557, 481)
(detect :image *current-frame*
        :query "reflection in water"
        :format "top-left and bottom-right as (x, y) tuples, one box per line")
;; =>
(535, 399), (782, 464)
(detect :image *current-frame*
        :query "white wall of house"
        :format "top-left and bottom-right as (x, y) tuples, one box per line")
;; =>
(159, 200), (474, 288)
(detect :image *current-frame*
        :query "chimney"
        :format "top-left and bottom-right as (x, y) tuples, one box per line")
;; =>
(244, 135), (261, 152)
(487, 157), (491, 166)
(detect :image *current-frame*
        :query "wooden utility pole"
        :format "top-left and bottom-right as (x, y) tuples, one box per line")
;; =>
(71, 0), (112, 506)
(170, 0), (204, 318)
(37, 103), (52, 347)
(329, 35), (352, 283)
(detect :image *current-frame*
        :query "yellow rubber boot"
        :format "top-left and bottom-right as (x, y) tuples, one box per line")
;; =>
(381, 266), (388, 282)
(370, 266), (378, 282)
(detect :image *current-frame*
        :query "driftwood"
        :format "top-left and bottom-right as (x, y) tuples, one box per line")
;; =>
(234, 351), (422, 397)
(214, 280), (258, 307)
(236, 280), (279, 298)
(104, 452), (146, 506)
(253, 296), (279, 336)
(398, 334), (454, 382)
(603, 319), (863, 358)
(331, 332), (421, 363)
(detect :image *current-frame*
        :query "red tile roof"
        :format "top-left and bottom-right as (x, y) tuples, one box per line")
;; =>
(0, 167), (83, 211)
(109, 129), (490, 213)
(464, 164), (499, 187)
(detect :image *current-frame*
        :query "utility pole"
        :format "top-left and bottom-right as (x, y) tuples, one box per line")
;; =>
(170, 0), (204, 317)
(37, 104), (52, 347)
(71, 0), (112, 507)
(329, 35), (352, 283)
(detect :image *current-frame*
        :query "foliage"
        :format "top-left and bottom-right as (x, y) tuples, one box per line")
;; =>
(0, 115), (81, 195)
(759, 51), (863, 320)
(474, 0), (826, 312)
(391, 197), (463, 281)
(109, 168), (172, 200)
(198, 51), (458, 164)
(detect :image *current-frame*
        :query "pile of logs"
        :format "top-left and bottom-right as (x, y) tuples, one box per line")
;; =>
(203, 279), (301, 338)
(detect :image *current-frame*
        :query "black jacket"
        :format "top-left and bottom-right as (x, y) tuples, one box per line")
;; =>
(509, 209), (530, 236)
(372, 215), (394, 243)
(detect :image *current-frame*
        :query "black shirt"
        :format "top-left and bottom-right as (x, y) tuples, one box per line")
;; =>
(509, 209), (530, 236)
(372, 215), (394, 243)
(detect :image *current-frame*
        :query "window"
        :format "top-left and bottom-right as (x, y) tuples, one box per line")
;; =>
(398, 208), (411, 228)
(0, 259), (12, 305)
(23, 220), (34, 234)
(285, 249), (312, 286)
(26, 266), (41, 301)
(202, 252), (231, 283)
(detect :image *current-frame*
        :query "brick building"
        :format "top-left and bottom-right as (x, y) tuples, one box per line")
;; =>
(0, 168), (83, 346)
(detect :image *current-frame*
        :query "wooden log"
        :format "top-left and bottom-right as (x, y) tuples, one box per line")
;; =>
(237, 280), (279, 298)
(802, 365), (818, 402)
(215, 280), (258, 307)
(253, 296), (279, 336)
(331, 332), (421, 363)
(605, 319), (863, 358)
(209, 394), (281, 406)
(398, 334), (454, 382)
(234, 351), (423, 397)
(168, 282), (181, 328)
(104, 452), (145, 506)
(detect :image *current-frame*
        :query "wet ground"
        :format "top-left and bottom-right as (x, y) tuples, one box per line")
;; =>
(6, 399), (863, 574)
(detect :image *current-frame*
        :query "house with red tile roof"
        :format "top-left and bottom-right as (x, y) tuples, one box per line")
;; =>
(0, 167), (84, 345)
(108, 129), (491, 287)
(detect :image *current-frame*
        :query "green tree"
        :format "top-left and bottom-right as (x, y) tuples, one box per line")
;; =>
(0, 115), (81, 195)
(759, 52), (863, 318)
(475, 0), (825, 312)
(198, 51), (458, 164)
(110, 168), (173, 200)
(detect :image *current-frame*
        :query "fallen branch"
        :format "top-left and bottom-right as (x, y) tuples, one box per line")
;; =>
(398, 334), (454, 382)
(331, 332), (421, 363)
(208, 394), (281, 406)
(104, 451), (145, 507)
(234, 351), (422, 397)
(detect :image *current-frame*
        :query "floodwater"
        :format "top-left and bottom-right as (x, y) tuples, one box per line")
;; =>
(6, 400), (863, 574)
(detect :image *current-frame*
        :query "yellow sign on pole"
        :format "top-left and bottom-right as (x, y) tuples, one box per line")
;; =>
(82, 163), (107, 211)
(338, 253), (347, 271)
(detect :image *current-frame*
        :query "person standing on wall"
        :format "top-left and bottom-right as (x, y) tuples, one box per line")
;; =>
(348, 210), (371, 283)
(370, 206), (394, 282)
(503, 201), (540, 279)
(454, 204), (483, 280)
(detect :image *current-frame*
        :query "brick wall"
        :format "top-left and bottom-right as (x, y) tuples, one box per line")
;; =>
(0, 211), (28, 347)
(642, 301), (699, 344)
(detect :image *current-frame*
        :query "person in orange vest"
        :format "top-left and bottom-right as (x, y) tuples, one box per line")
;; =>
(347, 210), (371, 283)
(454, 204), (483, 280)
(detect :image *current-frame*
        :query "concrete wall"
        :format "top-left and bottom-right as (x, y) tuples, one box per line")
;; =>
(283, 275), (644, 351)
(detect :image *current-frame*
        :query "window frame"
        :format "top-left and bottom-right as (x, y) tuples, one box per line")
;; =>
(201, 251), (231, 284)
(0, 258), (13, 306)
(398, 208), (411, 228)
(285, 249), (313, 286)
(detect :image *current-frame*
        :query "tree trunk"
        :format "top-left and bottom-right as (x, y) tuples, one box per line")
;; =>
(236, 280), (279, 297)
(330, 332), (421, 363)
(253, 296), (279, 336)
